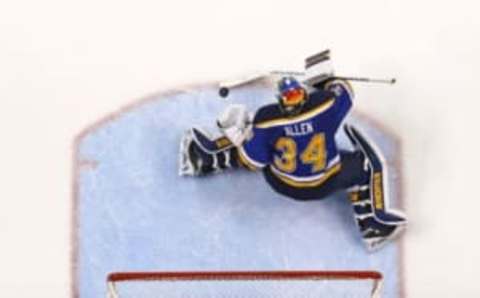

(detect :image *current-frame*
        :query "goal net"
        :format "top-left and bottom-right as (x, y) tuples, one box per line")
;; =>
(107, 271), (383, 298)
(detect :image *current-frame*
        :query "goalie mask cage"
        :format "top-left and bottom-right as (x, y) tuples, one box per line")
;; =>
(106, 270), (383, 298)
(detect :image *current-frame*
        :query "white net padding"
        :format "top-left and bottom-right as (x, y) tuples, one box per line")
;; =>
(107, 271), (383, 298)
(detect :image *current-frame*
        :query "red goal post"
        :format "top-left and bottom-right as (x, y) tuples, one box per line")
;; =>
(107, 270), (383, 298)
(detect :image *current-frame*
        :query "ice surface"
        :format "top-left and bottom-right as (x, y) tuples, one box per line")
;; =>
(74, 81), (403, 298)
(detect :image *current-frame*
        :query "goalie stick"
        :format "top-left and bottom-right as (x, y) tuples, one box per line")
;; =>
(218, 50), (396, 98)
(218, 72), (396, 98)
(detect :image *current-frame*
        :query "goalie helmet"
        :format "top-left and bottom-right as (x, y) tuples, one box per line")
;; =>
(277, 77), (307, 116)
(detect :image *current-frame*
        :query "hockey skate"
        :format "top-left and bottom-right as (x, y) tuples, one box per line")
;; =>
(358, 216), (406, 251)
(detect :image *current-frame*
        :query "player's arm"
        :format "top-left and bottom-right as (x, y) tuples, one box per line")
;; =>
(216, 104), (272, 171)
(324, 79), (354, 124)
(237, 125), (271, 171)
(231, 103), (280, 171)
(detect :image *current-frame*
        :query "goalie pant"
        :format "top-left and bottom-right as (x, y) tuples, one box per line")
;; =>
(262, 149), (367, 201)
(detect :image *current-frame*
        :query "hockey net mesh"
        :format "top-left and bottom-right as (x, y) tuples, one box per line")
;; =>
(107, 271), (383, 298)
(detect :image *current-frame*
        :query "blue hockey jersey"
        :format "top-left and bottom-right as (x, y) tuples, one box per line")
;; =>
(238, 80), (354, 188)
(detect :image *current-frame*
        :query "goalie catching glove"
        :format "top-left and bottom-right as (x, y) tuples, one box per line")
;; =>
(216, 104), (253, 146)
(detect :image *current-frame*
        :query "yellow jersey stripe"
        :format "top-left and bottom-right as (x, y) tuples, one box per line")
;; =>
(272, 163), (341, 188)
(237, 148), (258, 171)
(255, 99), (335, 129)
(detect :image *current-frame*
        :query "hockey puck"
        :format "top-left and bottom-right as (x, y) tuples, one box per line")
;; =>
(219, 87), (229, 98)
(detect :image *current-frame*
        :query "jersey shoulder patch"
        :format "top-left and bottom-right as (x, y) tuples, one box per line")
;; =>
(324, 79), (354, 99)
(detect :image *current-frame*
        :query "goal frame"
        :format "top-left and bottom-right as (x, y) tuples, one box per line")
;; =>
(107, 270), (383, 298)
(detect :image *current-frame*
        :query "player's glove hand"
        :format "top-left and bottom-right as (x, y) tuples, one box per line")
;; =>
(216, 104), (253, 147)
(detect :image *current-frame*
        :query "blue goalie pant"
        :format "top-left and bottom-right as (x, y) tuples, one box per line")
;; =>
(263, 150), (368, 201)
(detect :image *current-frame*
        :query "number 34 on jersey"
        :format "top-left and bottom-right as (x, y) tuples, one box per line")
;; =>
(274, 132), (327, 174)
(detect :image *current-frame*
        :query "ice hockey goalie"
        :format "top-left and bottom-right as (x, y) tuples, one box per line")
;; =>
(179, 50), (406, 251)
